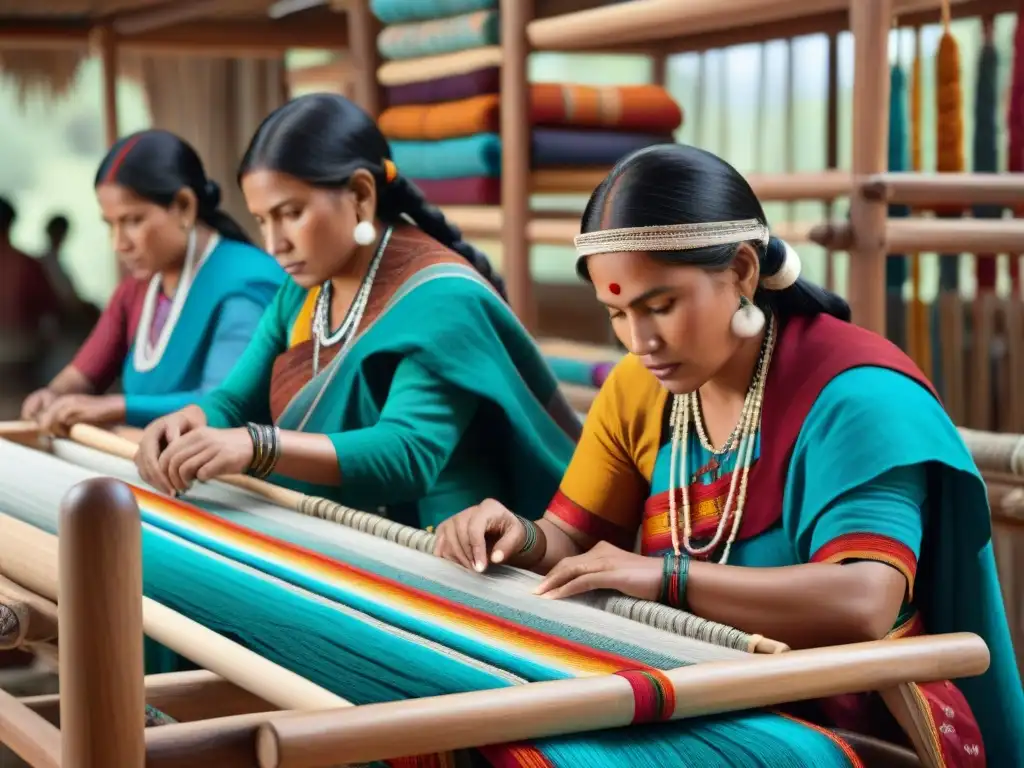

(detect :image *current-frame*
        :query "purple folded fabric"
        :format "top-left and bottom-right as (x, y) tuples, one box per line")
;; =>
(384, 67), (500, 107)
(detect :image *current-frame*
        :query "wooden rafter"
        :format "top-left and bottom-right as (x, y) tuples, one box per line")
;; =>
(0, 10), (347, 56)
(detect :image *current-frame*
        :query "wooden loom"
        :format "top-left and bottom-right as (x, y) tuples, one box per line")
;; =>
(0, 422), (993, 768)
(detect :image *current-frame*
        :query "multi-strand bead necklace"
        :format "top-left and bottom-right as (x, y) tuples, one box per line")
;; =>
(666, 312), (777, 565)
(311, 225), (393, 376)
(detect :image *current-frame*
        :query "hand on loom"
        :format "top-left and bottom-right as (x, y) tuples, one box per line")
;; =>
(35, 394), (126, 437)
(136, 406), (230, 495)
(434, 498), (545, 572)
(532, 540), (662, 602)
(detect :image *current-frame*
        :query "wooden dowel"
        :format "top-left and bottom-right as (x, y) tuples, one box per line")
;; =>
(810, 218), (1024, 254)
(0, 574), (58, 649)
(0, 421), (39, 439)
(145, 710), (306, 768)
(59, 477), (146, 767)
(863, 172), (1024, 206)
(0, 512), (349, 714)
(254, 632), (989, 768)
(22, 670), (275, 725)
(0, 687), (61, 768)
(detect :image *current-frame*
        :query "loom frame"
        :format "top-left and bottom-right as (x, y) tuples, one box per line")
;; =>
(0, 424), (1000, 768)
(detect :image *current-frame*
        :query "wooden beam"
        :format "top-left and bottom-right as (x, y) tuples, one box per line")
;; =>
(651, 0), (1017, 56)
(0, 14), (347, 56)
(112, 0), (234, 36)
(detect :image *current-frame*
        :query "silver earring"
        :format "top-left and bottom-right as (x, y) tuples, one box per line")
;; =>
(353, 220), (376, 246)
(730, 295), (765, 338)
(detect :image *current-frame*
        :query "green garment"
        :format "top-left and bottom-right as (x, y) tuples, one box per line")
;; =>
(199, 262), (580, 530)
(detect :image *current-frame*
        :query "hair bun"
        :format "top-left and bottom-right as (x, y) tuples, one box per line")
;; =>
(760, 235), (802, 291)
(202, 179), (221, 211)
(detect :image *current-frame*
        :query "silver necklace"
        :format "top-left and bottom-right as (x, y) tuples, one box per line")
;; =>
(312, 225), (392, 375)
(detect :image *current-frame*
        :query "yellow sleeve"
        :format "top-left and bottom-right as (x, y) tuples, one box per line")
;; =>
(545, 355), (666, 550)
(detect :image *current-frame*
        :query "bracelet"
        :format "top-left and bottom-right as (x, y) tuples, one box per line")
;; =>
(246, 423), (281, 479)
(660, 552), (690, 609)
(513, 514), (539, 555)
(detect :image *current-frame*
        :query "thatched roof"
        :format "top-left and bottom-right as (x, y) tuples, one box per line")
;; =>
(0, 0), (337, 101)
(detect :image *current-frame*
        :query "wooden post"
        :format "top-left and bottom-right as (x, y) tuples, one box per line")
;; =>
(58, 477), (146, 768)
(94, 25), (120, 148)
(847, 0), (892, 335)
(501, 0), (536, 329)
(345, 0), (382, 118)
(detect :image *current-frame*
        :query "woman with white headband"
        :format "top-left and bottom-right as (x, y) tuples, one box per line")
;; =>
(435, 144), (1022, 765)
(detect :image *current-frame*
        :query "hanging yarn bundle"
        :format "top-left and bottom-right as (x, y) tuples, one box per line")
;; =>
(908, 26), (933, 376)
(935, 1), (965, 292)
(1008, 2), (1024, 295)
(887, 30), (911, 351)
(973, 16), (1001, 294)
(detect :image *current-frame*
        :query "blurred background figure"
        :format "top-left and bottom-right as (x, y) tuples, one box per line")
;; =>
(0, 196), (61, 418)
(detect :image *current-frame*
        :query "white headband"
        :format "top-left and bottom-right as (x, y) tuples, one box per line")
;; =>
(573, 218), (801, 291)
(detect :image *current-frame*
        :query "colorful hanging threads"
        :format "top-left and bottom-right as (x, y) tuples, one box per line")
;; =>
(908, 26), (932, 377)
(935, 5), (965, 291)
(887, 38), (910, 351)
(1009, 3), (1024, 295)
(973, 16), (1001, 294)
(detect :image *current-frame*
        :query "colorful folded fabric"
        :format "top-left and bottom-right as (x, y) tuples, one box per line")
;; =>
(389, 130), (673, 180)
(378, 47), (504, 87)
(391, 133), (502, 179)
(410, 176), (502, 205)
(378, 9), (499, 61)
(371, 0), (495, 25)
(384, 66), (500, 107)
(379, 85), (684, 141)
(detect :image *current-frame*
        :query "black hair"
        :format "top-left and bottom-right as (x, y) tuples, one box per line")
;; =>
(237, 93), (506, 299)
(0, 196), (15, 234)
(95, 129), (252, 244)
(46, 214), (69, 240)
(579, 143), (850, 322)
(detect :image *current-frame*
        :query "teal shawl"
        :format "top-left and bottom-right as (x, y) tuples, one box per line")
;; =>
(274, 262), (579, 523)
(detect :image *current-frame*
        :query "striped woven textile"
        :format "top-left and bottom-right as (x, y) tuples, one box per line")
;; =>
(0, 439), (862, 767)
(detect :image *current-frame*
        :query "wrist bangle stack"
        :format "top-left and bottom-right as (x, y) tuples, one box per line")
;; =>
(660, 552), (690, 609)
(246, 423), (281, 479)
(514, 514), (539, 555)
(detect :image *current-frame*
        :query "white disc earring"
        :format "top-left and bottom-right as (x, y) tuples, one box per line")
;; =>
(730, 296), (765, 338)
(353, 220), (377, 246)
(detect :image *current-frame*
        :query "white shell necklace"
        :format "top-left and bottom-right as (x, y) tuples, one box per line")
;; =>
(133, 229), (219, 373)
(667, 313), (777, 564)
(311, 225), (392, 376)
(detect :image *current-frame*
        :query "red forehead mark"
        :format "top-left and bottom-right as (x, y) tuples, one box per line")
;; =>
(608, 283), (621, 295)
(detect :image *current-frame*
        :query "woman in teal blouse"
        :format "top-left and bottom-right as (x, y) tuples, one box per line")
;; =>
(134, 93), (579, 532)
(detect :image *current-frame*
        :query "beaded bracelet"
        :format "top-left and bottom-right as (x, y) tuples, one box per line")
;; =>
(513, 514), (539, 555)
(245, 423), (281, 479)
(660, 552), (690, 609)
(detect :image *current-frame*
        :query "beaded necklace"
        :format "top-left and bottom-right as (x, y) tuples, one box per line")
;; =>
(667, 313), (777, 564)
(311, 225), (393, 376)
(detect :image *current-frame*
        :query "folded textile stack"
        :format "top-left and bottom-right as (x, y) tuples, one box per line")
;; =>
(371, 0), (684, 205)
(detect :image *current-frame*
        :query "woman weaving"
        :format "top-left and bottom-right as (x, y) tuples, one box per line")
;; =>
(134, 93), (578, 533)
(20, 130), (285, 432)
(436, 145), (1024, 765)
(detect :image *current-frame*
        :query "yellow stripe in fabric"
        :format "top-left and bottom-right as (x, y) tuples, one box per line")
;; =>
(289, 286), (320, 348)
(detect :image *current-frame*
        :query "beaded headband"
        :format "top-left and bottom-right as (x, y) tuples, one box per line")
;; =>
(574, 218), (801, 291)
(573, 218), (769, 258)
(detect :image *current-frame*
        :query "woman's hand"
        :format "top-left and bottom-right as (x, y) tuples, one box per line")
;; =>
(434, 498), (534, 572)
(533, 541), (662, 602)
(154, 427), (254, 495)
(21, 388), (57, 421)
(135, 406), (207, 494)
(37, 394), (125, 436)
